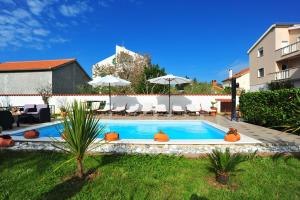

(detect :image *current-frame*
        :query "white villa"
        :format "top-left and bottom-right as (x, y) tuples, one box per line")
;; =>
(92, 45), (143, 77)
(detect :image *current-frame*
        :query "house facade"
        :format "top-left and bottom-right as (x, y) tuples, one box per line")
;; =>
(222, 68), (250, 92)
(0, 59), (91, 94)
(248, 24), (300, 91)
(92, 45), (143, 77)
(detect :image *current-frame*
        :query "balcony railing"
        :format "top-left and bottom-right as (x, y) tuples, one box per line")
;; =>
(278, 41), (300, 56)
(274, 69), (290, 80)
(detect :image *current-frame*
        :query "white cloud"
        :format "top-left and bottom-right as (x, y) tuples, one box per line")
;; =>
(26, 0), (56, 15)
(0, 7), (52, 49)
(230, 60), (249, 72)
(49, 37), (68, 43)
(216, 59), (249, 80)
(99, 0), (109, 7)
(0, 0), (16, 5)
(0, 0), (129, 50)
(11, 8), (32, 19)
(27, 0), (45, 15)
(33, 28), (49, 36)
(59, 1), (92, 17)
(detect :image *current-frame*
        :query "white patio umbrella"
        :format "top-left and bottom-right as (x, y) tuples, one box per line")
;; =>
(89, 75), (131, 111)
(148, 74), (191, 113)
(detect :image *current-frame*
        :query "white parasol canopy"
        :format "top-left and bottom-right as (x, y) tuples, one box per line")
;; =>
(148, 74), (191, 114)
(88, 75), (131, 111)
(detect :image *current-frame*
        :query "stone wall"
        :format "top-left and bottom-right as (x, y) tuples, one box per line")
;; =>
(6, 141), (300, 155)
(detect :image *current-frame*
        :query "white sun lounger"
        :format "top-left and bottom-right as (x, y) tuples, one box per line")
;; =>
(126, 104), (140, 115)
(112, 104), (127, 115)
(141, 104), (154, 115)
(156, 104), (167, 115)
(172, 105), (185, 115)
(96, 103), (112, 114)
(200, 104), (211, 114)
(186, 104), (198, 115)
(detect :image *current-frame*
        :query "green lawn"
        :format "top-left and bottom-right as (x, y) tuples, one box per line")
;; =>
(0, 151), (299, 200)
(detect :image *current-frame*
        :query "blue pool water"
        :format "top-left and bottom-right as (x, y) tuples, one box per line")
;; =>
(16, 120), (226, 140)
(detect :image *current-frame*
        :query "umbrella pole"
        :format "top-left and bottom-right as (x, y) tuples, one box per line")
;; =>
(109, 83), (111, 113)
(168, 80), (171, 115)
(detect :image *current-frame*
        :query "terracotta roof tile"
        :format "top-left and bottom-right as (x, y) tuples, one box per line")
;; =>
(0, 58), (76, 71)
(222, 68), (250, 82)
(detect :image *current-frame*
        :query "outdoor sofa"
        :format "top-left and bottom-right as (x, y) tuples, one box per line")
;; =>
(0, 111), (14, 130)
(19, 104), (51, 123)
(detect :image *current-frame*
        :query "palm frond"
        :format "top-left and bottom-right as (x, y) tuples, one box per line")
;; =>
(52, 100), (105, 175)
(208, 148), (249, 175)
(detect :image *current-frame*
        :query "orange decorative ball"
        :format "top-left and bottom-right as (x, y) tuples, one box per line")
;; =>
(24, 130), (40, 139)
(224, 127), (241, 142)
(154, 131), (169, 142)
(0, 138), (15, 147)
(104, 132), (119, 141)
(224, 134), (238, 142)
(235, 133), (241, 141)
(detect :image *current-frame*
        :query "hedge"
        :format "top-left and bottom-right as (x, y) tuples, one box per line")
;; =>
(239, 88), (300, 127)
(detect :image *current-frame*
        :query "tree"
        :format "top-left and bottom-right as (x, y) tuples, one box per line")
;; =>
(36, 84), (52, 104)
(93, 64), (117, 77)
(55, 101), (104, 178)
(93, 51), (151, 94)
(267, 80), (294, 90)
(135, 64), (168, 94)
(183, 81), (215, 94)
(77, 84), (100, 94)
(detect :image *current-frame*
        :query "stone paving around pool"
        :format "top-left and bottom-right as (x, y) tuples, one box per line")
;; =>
(2, 114), (300, 154)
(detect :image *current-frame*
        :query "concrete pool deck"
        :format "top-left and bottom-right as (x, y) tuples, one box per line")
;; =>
(2, 114), (300, 154)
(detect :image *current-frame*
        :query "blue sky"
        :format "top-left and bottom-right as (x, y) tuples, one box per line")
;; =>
(1, 0), (300, 82)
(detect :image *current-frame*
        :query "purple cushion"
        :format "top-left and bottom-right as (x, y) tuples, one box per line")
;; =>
(24, 104), (36, 113)
(36, 104), (48, 112)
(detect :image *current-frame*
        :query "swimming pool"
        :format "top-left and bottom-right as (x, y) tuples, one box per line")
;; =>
(14, 120), (226, 140)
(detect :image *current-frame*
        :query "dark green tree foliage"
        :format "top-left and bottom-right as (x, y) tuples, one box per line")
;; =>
(267, 80), (294, 90)
(239, 88), (300, 131)
(183, 82), (215, 94)
(281, 94), (300, 135)
(77, 84), (100, 94)
(135, 64), (168, 94)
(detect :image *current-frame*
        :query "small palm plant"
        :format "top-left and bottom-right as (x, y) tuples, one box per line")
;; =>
(208, 148), (248, 185)
(55, 100), (104, 178)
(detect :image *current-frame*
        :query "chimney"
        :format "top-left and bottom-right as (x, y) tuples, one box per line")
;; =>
(228, 69), (233, 78)
(211, 80), (217, 86)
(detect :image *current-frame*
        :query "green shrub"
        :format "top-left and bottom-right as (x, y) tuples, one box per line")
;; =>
(239, 88), (300, 128)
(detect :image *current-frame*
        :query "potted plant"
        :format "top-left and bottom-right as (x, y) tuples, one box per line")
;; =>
(210, 101), (217, 111)
(60, 106), (67, 118)
(208, 148), (248, 185)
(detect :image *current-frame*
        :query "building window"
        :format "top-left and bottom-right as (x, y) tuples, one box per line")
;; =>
(257, 47), (264, 57)
(297, 37), (300, 42)
(257, 68), (264, 78)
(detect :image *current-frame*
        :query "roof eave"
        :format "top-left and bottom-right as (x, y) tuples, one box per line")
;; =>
(247, 24), (276, 54)
(247, 24), (296, 54)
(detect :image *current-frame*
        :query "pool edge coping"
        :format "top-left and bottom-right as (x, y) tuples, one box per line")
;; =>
(2, 119), (262, 145)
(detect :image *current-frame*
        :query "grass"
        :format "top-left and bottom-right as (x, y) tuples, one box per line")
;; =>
(0, 150), (299, 200)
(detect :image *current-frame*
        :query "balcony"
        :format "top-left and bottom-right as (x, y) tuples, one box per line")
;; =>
(274, 69), (289, 80)
(273, 67), (300, 81)
(275, 41), (300, 61)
